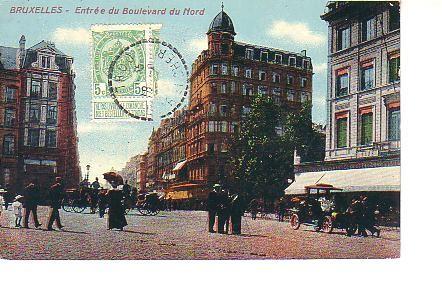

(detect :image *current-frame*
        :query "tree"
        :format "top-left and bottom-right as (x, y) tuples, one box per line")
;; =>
(228, 96), (325, 205)
(228, 95), (290, 204)
(282, 100), (325, 163)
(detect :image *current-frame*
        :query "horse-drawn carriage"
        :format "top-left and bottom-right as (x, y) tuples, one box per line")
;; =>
(288, 184), (357, 235)
(62, 187), (98, 213)
(124, 192), (161, 216)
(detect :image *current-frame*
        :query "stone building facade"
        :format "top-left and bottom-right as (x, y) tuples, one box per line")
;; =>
(286, 2), (400, 212)
(0, 36), (80, 193)
(321, 1), (400, 162)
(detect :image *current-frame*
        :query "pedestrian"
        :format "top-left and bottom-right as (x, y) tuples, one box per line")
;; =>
(277, 197), (286, 222)
(106, 188), (127, 231)
(97, 189), (107, 218)
(122, 180), (131, 199)
(12, 195), (24, 228)
(346, 197), (366, 237)
(207, 184), (220, 233)
(361, 196), (380, 237)
(217, 188), (230, 234)
(230, 194), (244, 235)
(249, 199), (258, 220)
(47, 177), (64, 231)
(22, 180), (42, 229)
(90, 177), (101, 213)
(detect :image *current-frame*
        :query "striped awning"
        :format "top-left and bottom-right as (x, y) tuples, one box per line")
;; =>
(285, 166), (400, 195)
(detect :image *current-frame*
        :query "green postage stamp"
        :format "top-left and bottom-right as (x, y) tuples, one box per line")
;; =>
(91, 24), (161, 120)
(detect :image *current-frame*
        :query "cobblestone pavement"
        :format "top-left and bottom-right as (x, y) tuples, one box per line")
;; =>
(0, 207), (400, 260)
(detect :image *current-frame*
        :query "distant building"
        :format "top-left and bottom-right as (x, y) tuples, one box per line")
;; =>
(119, 154), (141, 188)
(0, 36), (80, 193)
(286, 2), (400, 208)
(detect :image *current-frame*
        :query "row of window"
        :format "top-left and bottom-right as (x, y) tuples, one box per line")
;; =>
(336, 8), (400, 51)
(26, 129), (57, 148)
(27, 104), (58, 124)
(30, 80), (58, 98)
(207, 121), (238, 133)
(335, 108), (400, 148)
(210, 81), (307, 101)
(335, 55), (400, 97)
(243, 48), (311, 69)
(209, 63), (308, 86)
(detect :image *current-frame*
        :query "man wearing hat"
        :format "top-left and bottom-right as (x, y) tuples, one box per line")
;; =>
(207, 184), (221, 233)
(47, 177), (64, 231)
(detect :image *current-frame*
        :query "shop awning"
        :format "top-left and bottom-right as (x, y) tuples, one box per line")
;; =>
(172, 160), (187, 172)
(284, 166), (400, 195)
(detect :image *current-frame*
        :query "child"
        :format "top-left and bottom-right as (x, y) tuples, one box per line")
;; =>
(12, 195), (24, 228)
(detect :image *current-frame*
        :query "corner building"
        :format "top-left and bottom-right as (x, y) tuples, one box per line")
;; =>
(0, 36), (80, 193)
(166, 8), (314, 199)
(285, 2), (400, 219)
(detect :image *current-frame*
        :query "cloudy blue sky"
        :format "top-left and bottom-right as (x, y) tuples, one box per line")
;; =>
(0, 0), (329, 179)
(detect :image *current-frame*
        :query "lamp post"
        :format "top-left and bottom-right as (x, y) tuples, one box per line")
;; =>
(86, 164), (91, 183)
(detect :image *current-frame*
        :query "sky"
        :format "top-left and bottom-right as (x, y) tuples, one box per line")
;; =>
(0, 0), (329, 180)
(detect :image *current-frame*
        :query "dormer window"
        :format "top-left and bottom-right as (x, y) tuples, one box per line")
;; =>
(289, 56), (296, 66)
(245, 48), (254, 59)
(275, 54), (282, 64)
(41, 56), (51, 69)
(261, 51), (268, 62)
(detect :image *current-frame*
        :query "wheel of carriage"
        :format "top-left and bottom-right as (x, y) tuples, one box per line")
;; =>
(62, 199), (75, 212)
(72, 200), (86, 213)
(290, 213), (301, 230)
(322, 216), (334, 233)
(137, 205), (151, 216)
(149, 208), (160, 216)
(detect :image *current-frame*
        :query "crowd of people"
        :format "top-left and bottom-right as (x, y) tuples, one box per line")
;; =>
(0, 177), (65, 230)
(346, 196), (381, 237)
(1, 177), (383, 238)
(207, 184), (245, 235)
(0, 175), (131, 232)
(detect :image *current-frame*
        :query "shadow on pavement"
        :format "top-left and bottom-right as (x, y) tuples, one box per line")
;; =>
(122, 229), (156, 236)
(239, 233), (268, 238)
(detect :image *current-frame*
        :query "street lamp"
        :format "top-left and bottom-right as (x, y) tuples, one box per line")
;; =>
(86, 164), (91, 182)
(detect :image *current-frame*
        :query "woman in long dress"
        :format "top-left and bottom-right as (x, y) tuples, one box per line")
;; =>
(106, 188), (127, 231)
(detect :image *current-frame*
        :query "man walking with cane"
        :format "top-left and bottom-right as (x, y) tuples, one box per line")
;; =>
(47, 177), (64, 231)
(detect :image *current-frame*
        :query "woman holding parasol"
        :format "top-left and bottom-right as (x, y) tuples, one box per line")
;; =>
(103, 172), (127, 231)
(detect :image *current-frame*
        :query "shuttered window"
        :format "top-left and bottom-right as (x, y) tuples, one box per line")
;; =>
(388, 109), (400, 141)
(336, 117), (348, 148)
(389, 56), (400, 82)
(360, 113), (373, 145)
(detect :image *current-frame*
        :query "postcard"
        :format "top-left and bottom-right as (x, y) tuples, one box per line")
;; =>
(0, 0), (400, 260)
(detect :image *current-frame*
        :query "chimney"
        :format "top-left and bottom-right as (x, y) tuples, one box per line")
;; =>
(19, 35), (26, 68)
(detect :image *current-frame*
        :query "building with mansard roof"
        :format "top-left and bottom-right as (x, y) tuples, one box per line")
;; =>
(0, 36), (80, 194)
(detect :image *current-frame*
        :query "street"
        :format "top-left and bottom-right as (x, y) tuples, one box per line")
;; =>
(0, 207), (400, 260)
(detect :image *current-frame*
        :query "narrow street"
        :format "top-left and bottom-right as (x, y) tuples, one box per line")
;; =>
(0, 208), (400, 260)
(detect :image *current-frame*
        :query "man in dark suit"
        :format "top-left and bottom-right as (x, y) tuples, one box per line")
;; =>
(23, 180), (42, 229)
(217, 188), (230, 234)
(47, 177), (64, 230)
(230, 194), (244, 235)
(207, 184), (221, 233)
